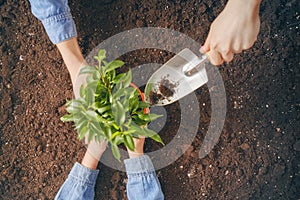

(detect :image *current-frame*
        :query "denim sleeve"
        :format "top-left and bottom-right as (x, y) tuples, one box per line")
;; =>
(54, 162), (99, 200)
(124, 155), (164, 200)
(29, 0), (77, 44)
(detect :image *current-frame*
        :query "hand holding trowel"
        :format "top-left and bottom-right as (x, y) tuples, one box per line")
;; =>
(145, 48), (209, 106)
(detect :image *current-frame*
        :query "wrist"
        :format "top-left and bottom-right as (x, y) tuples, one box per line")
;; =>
(127, 138), (145, 158)
(228, 0), (261, 9)
(226, 0), (261, 20)
(81, 150), (103, 170)
(128, 151), (144, 159)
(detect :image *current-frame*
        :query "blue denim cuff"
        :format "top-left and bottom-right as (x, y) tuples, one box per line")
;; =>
(41, 11), (77, 44)
(124, 155), (155, 175)
(69, 162), (99, 187)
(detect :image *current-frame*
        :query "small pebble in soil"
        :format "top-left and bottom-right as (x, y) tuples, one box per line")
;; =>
(234, 101), (238, 109)
(225, 170), (229, 175)
(276, 127), (281, 132)
(240, 143), (250, 150)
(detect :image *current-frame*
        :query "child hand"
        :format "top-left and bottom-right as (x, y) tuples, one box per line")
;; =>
(86, 139), (107, 160)
(82, 139), (107, 170)
(127, 137), (145, 159)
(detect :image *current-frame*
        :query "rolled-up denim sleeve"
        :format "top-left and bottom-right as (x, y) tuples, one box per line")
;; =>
(54, 162), (99, 200)
(124, 155), (164, 200)
(29, 0), (77, 44)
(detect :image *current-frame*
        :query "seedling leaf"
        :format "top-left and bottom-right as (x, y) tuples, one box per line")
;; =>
(79, 66), (98, 75)
(61, 114), (74, 122)
(112, 100), (126, 126)
(123, 69), (132, 87)
(124, 134), (135, 151)
(61, 49), (164, 161)
(111, 144), (121, 161)
(106, 60), (124, 73)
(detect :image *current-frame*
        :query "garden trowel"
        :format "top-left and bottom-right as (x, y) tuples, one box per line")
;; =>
(145, 48), (209, 106)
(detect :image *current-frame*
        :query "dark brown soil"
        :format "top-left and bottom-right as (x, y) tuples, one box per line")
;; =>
(159, 78), (176, 98)
(0, 0), (299, 199)
(149, 78), (177, 105)
(149, 90), (163, 106)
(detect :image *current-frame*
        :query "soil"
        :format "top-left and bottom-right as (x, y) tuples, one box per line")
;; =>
(0, 0), (299, 199)
(149, 90), (163, 106)
(149, 78), (177, 105)
(159, 78), (177, 98)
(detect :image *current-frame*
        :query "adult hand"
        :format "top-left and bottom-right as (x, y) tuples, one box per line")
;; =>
(200, 0), (261, 65)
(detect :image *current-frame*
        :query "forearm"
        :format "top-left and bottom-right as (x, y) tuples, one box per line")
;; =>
(228, 0), (261, 5)
(56, 38), (86, 85)
(81, 150), (101, 170)
(127, 138), (145, 159)
(55, 162), (98, 200)
(125, 137), (164, 199)
(29, 0), (84, 87)
(29, 0), (77, 44)
(81, 140), (107, 170)
(227, 0), (261, 13)
(125, 155), (164, 200)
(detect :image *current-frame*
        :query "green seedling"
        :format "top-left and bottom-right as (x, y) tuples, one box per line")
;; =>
(61, 49), (164, 160)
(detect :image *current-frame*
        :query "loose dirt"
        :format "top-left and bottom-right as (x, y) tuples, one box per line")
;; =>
(0, 0), (299, 199)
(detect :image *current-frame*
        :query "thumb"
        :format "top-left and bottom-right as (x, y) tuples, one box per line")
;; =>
(200, 33), (211, 54)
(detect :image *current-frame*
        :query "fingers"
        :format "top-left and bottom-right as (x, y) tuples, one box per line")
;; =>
(221, 51), (234, 63)
(200, 33), (228, 65)
(200, 33), (211, 54)
(132, 137), (145, 147)
(201, 30), (236, 65)
(127, 137), (145, 158)
(201, 47), (234, 66)
(200, 40), (234, 65)
(86, 140), (107, 161)
(207, 50), (223, 65)
(200, 43), (210, 54)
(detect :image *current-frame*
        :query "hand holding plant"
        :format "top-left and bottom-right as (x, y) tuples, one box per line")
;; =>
(61, 49), (164, 160)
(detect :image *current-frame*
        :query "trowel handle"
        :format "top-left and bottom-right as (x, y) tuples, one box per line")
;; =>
(183, 54), (209, 76)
